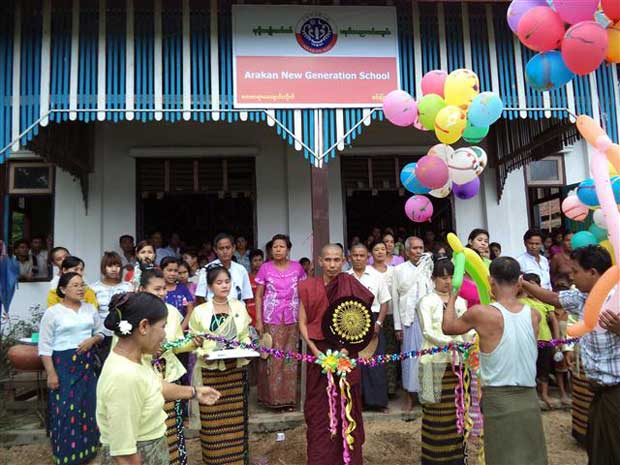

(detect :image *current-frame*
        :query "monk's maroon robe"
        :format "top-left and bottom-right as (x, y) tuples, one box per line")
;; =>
(299, 273), (374, 465)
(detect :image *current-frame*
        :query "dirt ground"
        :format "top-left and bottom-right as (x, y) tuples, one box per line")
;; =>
(0, 410), (586, 465)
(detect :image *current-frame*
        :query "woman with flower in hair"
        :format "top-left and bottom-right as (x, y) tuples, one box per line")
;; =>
(97, 292), (220, 465)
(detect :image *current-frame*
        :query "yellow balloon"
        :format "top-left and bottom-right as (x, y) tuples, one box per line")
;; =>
(434, 105), (467, 144)
(610, 162), (618, 177)
(600, 240), (617, 265)
(607, 21), (620, 64)
(444, 69), (480, 110)
(447, 232), (465, 253)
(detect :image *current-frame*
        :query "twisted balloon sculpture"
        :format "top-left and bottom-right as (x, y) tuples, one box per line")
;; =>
(567, 117), (620, 337)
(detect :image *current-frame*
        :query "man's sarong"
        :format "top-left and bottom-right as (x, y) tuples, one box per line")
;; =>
(481, 386), (548, 465)
(586, 384), (620, 465)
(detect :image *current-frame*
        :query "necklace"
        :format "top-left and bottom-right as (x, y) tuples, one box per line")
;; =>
(213, 298), (228, 305)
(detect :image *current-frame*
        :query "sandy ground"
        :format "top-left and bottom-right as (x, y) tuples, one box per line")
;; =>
(0, 410), (587, 465)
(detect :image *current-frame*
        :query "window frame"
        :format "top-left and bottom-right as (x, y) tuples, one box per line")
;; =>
(8, 161), (55, 195)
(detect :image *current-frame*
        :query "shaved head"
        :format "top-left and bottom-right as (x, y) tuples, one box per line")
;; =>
(321, 243), (344, 257)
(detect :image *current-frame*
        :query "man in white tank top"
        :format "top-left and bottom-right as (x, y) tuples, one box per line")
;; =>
(442, 256), (548, 465)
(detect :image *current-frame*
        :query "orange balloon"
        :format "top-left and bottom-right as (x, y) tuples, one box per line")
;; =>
(567, 320), (592, 337)
(576, 115), (620, 173)
(583, 265), (619, 329)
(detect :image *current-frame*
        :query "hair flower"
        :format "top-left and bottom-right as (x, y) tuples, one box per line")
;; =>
(118, 320), (133, 335)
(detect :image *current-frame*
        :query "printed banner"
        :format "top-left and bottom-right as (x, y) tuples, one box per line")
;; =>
(232, 5), (400, 109)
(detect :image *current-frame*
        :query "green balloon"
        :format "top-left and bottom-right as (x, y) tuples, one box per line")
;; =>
(418, 94), (446, 130)
(588, 223), (608, 242)
(463, 121), (490, 143)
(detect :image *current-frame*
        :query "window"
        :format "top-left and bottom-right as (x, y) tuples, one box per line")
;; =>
(5, 160), (55, 282)
(525, 155), (565, 186)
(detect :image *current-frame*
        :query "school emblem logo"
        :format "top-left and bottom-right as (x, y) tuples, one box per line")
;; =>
(295, 13), (338, 54)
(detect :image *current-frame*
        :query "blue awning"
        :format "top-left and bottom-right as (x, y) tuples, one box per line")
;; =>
(1, 0), (618, 166)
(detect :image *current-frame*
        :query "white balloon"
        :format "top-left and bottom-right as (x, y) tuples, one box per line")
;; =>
(427, 143), (454, 164)
(447, 148), (478, 185)
(470, 146), (488, 176)
(430, 180), (453, 198)
(593, 209), (607, 229)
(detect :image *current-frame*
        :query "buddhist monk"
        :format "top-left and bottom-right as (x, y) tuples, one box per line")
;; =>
(298, 244), (374, 465)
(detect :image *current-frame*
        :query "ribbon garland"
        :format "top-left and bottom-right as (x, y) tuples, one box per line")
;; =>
(161, 333), (579, 366)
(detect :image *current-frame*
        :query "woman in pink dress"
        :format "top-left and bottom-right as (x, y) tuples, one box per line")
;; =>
(255, 234), (307, 410)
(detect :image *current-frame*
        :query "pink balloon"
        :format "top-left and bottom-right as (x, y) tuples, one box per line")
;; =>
(562, 195), (590, 221)
(590, 138), (620, 263)
(383, 90), (418, 127)
(405, 195), (434, 223)
(506, 0), (548, 33)
(421, 70), (448, 98)
(517, 6), (566, 52)
(554, 0), (598, 25)
(562, 21), (608, 75)
(415, 155), (449, 189)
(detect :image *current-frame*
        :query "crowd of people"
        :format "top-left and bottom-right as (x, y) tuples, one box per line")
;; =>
(25, 225), (620, 465)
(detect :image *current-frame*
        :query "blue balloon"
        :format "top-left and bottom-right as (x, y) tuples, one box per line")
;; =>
(577, 176), (620, 207)
(525, 51), (574, 91)
(467, 92), (504, 127)
(400, 163), (431, 194)
(571, 231), (599, 250)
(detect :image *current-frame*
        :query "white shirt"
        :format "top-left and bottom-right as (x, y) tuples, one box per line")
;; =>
(30, 250), (49, 278)
(347, 266), (391, 314)
(391, 255), (434, 331)
(155, 247), (180, 265)
(517, 252), (551, 290)
(90, 281), (134, 336)
(373, 265), (395, 315)
(38, 303), (105, 356)
(195, 259), (253, 300)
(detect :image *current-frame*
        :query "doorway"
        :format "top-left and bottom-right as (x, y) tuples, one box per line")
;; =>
(136, 157), (256, 247)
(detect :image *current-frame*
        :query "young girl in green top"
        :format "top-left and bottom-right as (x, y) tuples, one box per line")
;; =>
(97, 292), (220, 465)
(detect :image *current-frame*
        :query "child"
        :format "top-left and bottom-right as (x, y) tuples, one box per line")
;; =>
(247, 249), (264, 326)
(177, 260), (197, 298)
(160, 257), (194, 330)
(520, 273), (560, 410)
(552, 272), (573, 405)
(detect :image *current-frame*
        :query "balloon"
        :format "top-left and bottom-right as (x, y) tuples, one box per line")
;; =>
(595, 286), (620, 332)
(415, 155), (450, 189)
(404, 195), (434, 222)
(443, 69), (480, 110)
(602, 0), (620, 21)
(418, 94), (447, 131)
(571, 231), (599, 249)
(467, 92), (504, 127)
(453, 177), (480, 200)
(568, 265), (619, 336)
(590, 137), (620, 264)
(383, 90), (418, 127)
(400, 162), (432, 194)
(517, 7), (565, 52)
(562, 21), (609, 75)
(429, 180), (453, 199)
(553, 0), (598, 25)
(427, 143), (454, 163)
(607, 22), (620, 63)
(463, 247), (492, 305)
(470, 146), (488, 176)
(506, 0), (548, 33)
(588, 223), (608, 242)
(453, 252), (466, 293)
(463, 121), (489, 143)
(447, 148), (479, 185)
(567, 320), (592, 337)
(576, 115), (620, 173)
(593, 209), (607, 229)
(577, 178), (600, 206)
(421, 70), (448, 97)
(525, 51), (575, 91)
(599, 240), (617, 265)
(434, 105), (467, 144)
(561, 195), (589, 221)
(577, 176), (620, 206)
